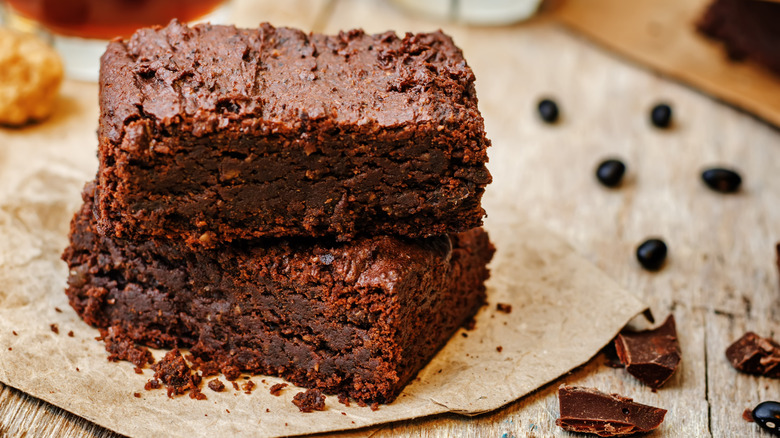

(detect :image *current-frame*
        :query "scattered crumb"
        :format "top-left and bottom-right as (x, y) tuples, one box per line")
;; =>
(144, 379), (161, 390)
(496, 303), (512, 313)
(232, 381), (240, 391)
(265, 408), (270, 413)
(338, 393), (350, 407)
(208, 379), (225, 392)
(12, 331), (17, 336)
(243, 380), (256, 394)
(76, 367), (79, 372)
(292, 389), (326, 412)
(463, 317), (476, 331)
(270, 383), (288, 396)
(461, 332), (468, 338)
(7, 347), (11, 351)
(222, 365), (241, 381)
(50, 324), (59, 334)
(342, 412), (347, 415)
(67, 330), (74, 337)
(151, 350), (202, 398)
(496, 346), (503, 353)
(133, 392), (141, 398)
(133, 366), (143, 374)
(226, 409), (230, 413)
(743, 408), (754, 423)
(100, 325), (154, 368)
(370, 402), (379, 411)
(54, 307), (62, 313)
(262, 379), (267, 384)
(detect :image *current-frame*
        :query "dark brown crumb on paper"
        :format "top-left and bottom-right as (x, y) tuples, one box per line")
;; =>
(292, 389), (326, 412)
(189, 387), (207, 400)
(50, 324), (59, 334)
(338, 393), (351, 406)
(242, 380), (256, 394)
(12, 331), (17, 336)
(726, 332), (780, 377)
(270, 383), (288, 396)
(232, 381), (240, 391)
(461, 332), (468, 338)
(370, 402), (379, 411)
(100, 325), (154, 369)
(67, 330), (74, 337)
(54, 307), (62, 313)
(7, 348), (11, 351)
(75, 367), (79, 372)
(133, 392), (141, 398)
(496, 303), (512, 313)
(133, 366), (143, 374)
(463, 317), (476, 330)
(144, 379), (161, 390)
(222, 365), (241, 381)
(496, 346), (503, 353)
(208, 379), (225, 392)
(152, 349), (202, 398)
(743, 408), (755, 422)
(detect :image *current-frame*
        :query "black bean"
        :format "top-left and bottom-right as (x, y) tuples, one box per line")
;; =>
(650, 103), (673, 128)
(701, 167), (742, 193)
(636, 238), (667, 271)
(537, 99), (559, 123)
(596, 159), (626, 187)
(752, 401), (780, 436)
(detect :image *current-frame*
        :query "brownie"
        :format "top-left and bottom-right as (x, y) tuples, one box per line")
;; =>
(95, 20), (491, 247)
(697, 0), (780, 75)
(63, 184), (494, 403)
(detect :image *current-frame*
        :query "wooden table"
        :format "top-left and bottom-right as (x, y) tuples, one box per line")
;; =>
(1, 0), (778, 436)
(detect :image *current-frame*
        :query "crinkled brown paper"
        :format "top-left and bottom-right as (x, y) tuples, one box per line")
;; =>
(551, 0), (780, 128)
(0, 81), (646, 438)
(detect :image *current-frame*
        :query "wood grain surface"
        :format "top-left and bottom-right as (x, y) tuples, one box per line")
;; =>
(1, 0), (779, 436)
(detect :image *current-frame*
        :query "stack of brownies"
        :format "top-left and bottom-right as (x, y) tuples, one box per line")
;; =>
(63, 20), (494, 404)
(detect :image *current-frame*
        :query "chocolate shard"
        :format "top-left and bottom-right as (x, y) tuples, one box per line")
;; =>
(614, 315), (681, 389)
(556, 386), (667, 437)
(725, 332), (780, 378)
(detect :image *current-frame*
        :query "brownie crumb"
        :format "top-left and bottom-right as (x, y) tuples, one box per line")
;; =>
(292, 389), (326, 412)
(232, 382), (240, 391)
(188, 357), (221, 376)
(144, 379), (161, 390)
(133, 392), (141, 398)
(226, 409), (230, 413)
(242, 380), (256, 394)
(152, 349), (201, 398)
(208, 379), (225, 392)
(461, 332), (468, 338)
(370, 402), (380, 411)
(496, 346), (503, 353)
(265, 408), (270, 413)
(189, 387), (207, 400)
(270, 383), (288, 396)
(496, 303), (512, 313)
(54, 307), (62, 313)
(463, 317), (477, 331)
(50, 324), (59, 334)
(12, 331), (17, 336)
(7, 347), (11, 351)
(75, 367), (79, 372)
(133, 366), (143, 374)
(100, 325), (154, 369)
(222, 365), (241, 381)
(357, 400), (367, 407)
(67, 330), (74, 337)
(338, 393), (351, 407)
(743, 408), (754, 422)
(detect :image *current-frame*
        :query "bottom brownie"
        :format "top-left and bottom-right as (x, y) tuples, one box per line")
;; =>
(62, 183), (494, 403)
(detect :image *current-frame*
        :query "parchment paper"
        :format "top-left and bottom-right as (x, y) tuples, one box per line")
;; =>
(0, 81), (647, 437)
(551, 0), (780, 128)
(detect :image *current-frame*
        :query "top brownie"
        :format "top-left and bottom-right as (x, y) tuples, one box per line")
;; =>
(96, 20), (491, 247)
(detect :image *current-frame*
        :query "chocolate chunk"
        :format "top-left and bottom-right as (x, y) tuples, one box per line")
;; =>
(726, 332), (780, 378)
(292, 389), (326, 413)
(556, 386), (667, 436)
(614, 315), (681, 388)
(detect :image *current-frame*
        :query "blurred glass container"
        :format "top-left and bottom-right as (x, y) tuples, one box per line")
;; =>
(391, 0), (542, 25)
(0, 0), (231, 81)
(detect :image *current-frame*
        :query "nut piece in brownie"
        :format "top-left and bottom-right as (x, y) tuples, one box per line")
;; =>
(697, 0), (780, 75)
(63, 184), (494, 403)
(96, 20), (491, 247)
